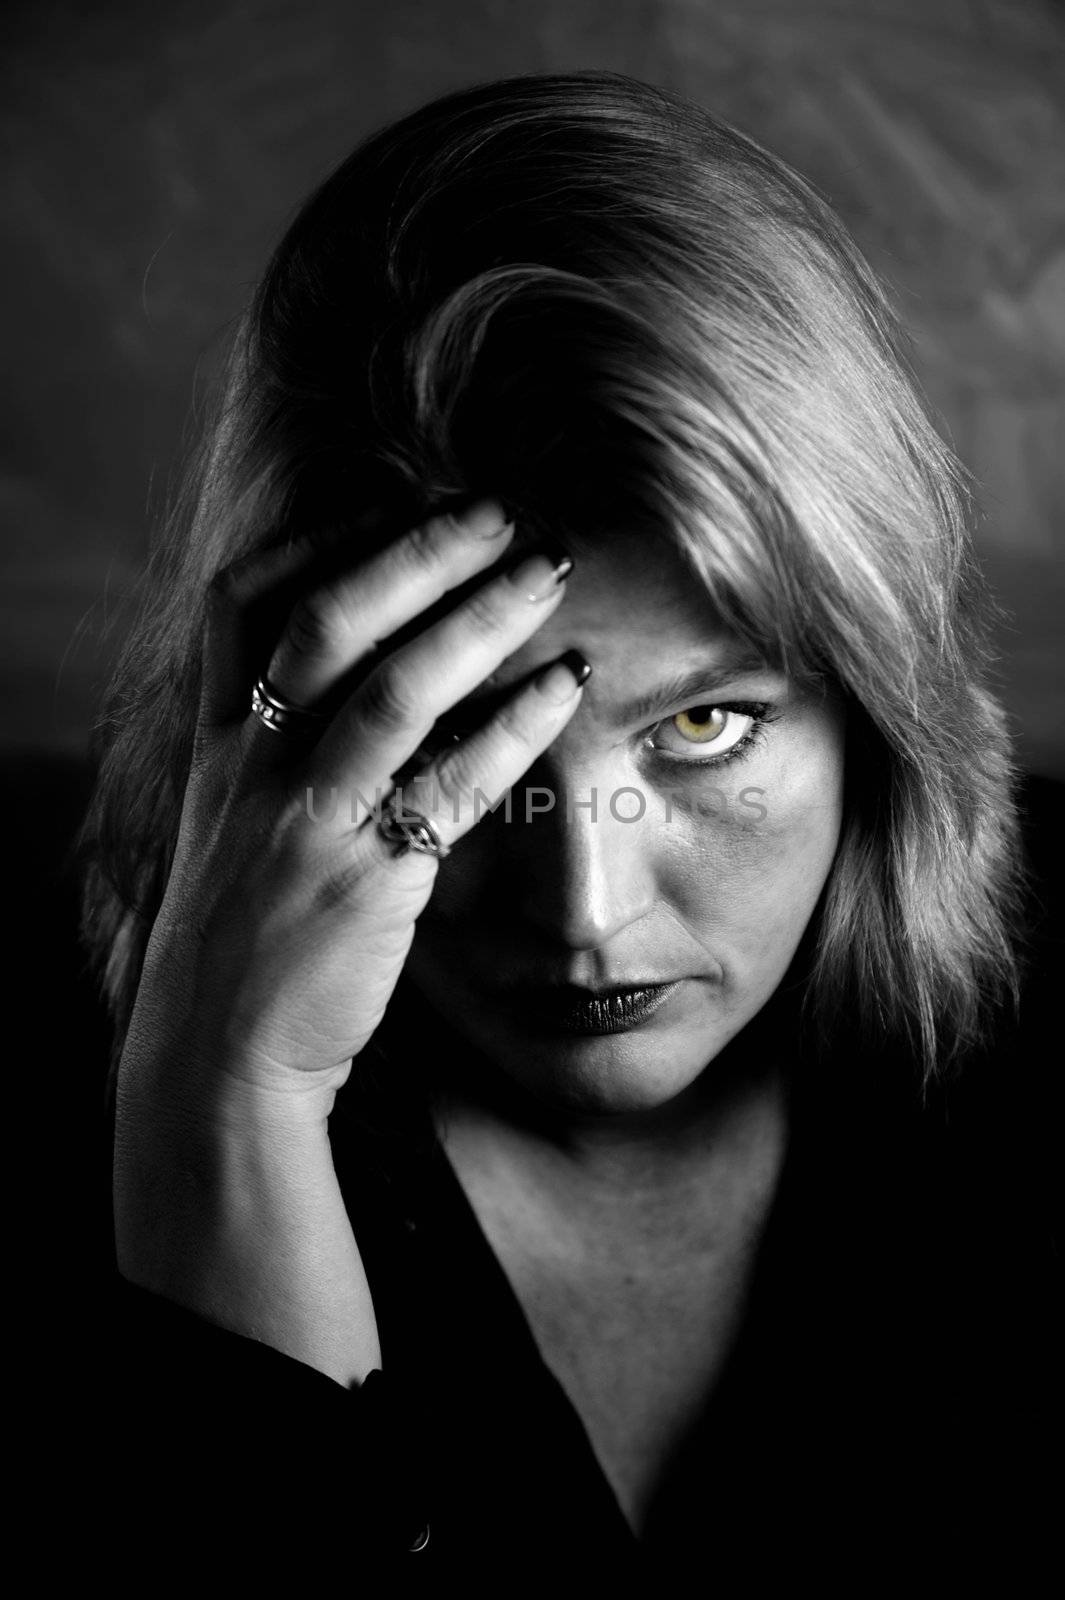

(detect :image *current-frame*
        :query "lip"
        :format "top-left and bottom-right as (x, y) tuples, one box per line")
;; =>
(502, 980), (684, 1036)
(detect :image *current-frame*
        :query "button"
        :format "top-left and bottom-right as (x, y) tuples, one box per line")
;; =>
(408, 1524), (430, 1553)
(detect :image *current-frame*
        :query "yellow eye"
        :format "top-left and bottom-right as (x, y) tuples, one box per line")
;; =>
(672, 705), (727, 744)
(647, 702), (766, 764)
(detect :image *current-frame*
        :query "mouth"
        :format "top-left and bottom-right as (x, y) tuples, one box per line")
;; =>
(502, 981), (684, 1036)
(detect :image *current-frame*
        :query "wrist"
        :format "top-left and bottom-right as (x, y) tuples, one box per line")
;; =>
(117, 975), (346, 1139)
(113, 1064), (338, 1300)
(126, 917), (352, 1117)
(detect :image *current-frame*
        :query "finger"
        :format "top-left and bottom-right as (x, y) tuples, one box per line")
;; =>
(264, 497), (514, 712)
(200, 507), (392, 728)
(312, 543), (574, 794)
(349, 649), (593, 864)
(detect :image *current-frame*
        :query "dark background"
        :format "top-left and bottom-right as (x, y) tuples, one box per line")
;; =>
(3, 0), (1063, 777)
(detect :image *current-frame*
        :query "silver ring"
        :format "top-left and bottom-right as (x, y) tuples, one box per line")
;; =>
(250, 674), (328, 735)
(376, 789), (451, 859)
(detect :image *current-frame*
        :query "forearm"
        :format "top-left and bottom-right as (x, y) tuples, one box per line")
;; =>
(113, 1068), (382, 1389)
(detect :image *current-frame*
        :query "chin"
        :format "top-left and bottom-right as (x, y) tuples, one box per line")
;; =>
(455, 1003), (743, 1119)
(400, 959), (783, 1121)
(506, 1047), (705, 1117)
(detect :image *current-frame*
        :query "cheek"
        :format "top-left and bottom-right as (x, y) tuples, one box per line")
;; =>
(413, 827), (501, 926)
(659, 741), (844, 955)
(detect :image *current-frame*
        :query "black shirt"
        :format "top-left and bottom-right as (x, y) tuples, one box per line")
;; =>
(90, 1004), (1061, 1584)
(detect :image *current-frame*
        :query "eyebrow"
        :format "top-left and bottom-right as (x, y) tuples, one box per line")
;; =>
(612, 647), (780, 726)
(444, 642), (779, 729)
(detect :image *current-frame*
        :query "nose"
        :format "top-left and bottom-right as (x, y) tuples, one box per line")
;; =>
(503, 769), (659, 950)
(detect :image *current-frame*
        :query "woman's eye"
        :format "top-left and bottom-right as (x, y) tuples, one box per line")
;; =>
(646, 702), (767, 763)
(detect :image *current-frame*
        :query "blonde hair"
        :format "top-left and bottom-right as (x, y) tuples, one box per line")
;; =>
(78, 70), (1027, 1085)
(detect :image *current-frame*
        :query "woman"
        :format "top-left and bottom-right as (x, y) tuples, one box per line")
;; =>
(81, 71), (1055, 1578)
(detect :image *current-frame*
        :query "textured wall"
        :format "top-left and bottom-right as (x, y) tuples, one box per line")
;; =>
(2, 0), (1063, 773)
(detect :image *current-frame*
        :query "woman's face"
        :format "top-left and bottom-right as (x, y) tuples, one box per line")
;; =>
(404, 530), (847, 1117)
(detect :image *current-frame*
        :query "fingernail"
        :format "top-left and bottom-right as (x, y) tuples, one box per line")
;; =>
(461, 498), (513, 539)
(536, 648), (592, 704)
(507, 545), (574, 602)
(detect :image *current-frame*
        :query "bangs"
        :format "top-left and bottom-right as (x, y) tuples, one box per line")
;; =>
(373, 263), (833, 689)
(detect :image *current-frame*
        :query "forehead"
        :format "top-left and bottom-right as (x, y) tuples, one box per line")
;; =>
(511, 523), (727, 643)
(476, 525), (780, 710)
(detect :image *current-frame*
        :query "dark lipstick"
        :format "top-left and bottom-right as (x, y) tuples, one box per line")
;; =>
(511, 981), (682, 1036)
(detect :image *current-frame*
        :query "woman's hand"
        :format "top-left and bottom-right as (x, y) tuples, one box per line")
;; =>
(130, 495), (585, 1111)
(110, 497), (587, 1383)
